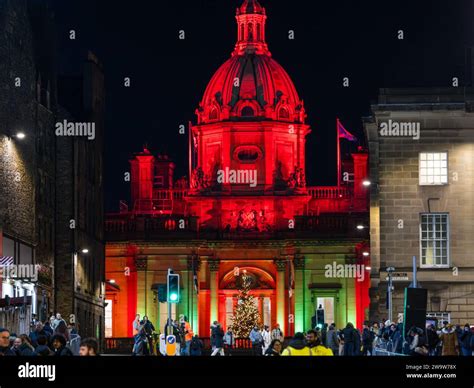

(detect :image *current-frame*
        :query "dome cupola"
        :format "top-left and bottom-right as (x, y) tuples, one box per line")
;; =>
(196, 0), (307, 125)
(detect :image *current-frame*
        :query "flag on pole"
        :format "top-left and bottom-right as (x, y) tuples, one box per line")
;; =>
(336, 118), (357, 187)
(192, 258), (199, 295)
(288, 260), (295, 298)
(337, 118), (357, 142)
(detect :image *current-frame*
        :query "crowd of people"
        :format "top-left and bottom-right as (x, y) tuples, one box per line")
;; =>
(132, 313), (195, 356)
(141, 316), (474, 356)
(240, 319), (474, 356)
(368, 320), (474, 356)
(0, 313), (99, 357)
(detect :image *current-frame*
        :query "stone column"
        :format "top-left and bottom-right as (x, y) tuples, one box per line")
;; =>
(294, 256), (306, 332)
(209, 260), (220, 325)
(258, 296), (264, 323)
(135, 256), (148, 317)
(274, 259), (286, 335)
(187, 256), (200, 335)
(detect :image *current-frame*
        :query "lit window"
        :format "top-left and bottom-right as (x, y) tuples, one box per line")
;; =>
(420, 213), (449, 267)
(426, 312), (451, 328)
(419, 152), (448, 185)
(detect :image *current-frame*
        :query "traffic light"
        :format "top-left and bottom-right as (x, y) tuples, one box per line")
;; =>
(167, 272), (180, 303)
(157, 284), (167, 303)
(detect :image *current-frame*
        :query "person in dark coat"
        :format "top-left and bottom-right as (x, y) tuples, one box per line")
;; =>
(43, 321), (53, 337)
(210, 322), (225, 356)
(459, 323), (472, 356)
(265, 339), (282, 356)
(470, 328), (474, 355)
(17, 335), (35, 356)
(342, 323), (358, 356)
(34, 335), (53, 356)
(210, 321), (218, 351)
(391, 323), (404, 354)
(51, 334), (73, 356)
(0, 335), (16, 355)
(326, 323), (340, 355)
(361, 322), (374, 355)
(426, 324), (440, 356)
(54, 320), (70, 342)
(189, 335), (204, 356)
(29, 322), (50, 348)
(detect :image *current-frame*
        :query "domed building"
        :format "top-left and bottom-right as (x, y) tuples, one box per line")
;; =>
(105, 0), (370, 348)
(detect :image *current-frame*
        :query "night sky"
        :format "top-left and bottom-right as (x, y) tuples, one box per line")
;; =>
(50, 0), (472, 211)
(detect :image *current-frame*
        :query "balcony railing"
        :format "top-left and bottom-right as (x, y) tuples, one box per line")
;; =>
(105, 213), (368, 241)
(124, 186), (352, 215)
(104, 336), (292, 355)
(307, 186), (352, 199)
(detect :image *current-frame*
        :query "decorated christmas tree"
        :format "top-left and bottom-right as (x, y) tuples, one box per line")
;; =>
(231, 271), (261, 337)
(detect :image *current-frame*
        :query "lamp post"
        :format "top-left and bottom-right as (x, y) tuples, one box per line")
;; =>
(386, 267), (395, 322)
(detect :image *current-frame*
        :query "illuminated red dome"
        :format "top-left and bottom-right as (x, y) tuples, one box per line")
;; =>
(196, 0), (306, 125)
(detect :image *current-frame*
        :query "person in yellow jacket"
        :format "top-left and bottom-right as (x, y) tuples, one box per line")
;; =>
(281, 332), (313, 356)
(306, 329), (334, 356)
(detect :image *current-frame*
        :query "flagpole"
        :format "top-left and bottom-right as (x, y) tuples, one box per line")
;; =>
(188, 121), (192, 182)
(337, 118), (341, 187)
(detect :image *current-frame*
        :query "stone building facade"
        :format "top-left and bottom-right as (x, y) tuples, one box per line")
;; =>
(365, 88), (474, 325)
(0, 0), (105, 340)
(105, 0), (370, 340)
(0, 0), (57, 334)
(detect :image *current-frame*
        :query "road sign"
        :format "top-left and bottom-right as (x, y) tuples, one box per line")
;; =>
(166, 335), (177, 356)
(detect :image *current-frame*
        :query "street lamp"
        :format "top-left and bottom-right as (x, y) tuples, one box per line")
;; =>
(15, 132), (26, 140)
(81, 248), (89, 254)
(362, 251), (370, 257)
(386, 267), (395, 323)
(356, 225), (365, 230)
(362, 180), (371, 187)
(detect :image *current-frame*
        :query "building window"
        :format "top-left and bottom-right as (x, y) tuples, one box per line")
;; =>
(154, 175), (164, 188)
(105, 300), (113, 338)
(248, 23), (253, 41)
(426, 312), (450, 328)
(419, 152), (448, 185)
(420, 213), (449, 267)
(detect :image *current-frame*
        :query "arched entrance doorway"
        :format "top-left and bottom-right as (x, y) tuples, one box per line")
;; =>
(218, 266), (276, 331)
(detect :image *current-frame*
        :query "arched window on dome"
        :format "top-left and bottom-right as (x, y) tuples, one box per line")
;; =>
(257, 24), (261, 41)
(278, 107), (290, 120)
(209, 108), (219, 121)
(241, 106), (255, 117)
(240, 24), (244, 41)
(248, 23), (254, 41)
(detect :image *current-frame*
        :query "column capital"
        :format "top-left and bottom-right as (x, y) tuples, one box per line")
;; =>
(187, 255), (200, 271)
(274, 259), (287, 272)
(294, 256), (305, 270)
(135, 256), (147, 271)
(208, 260), (220, 272)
